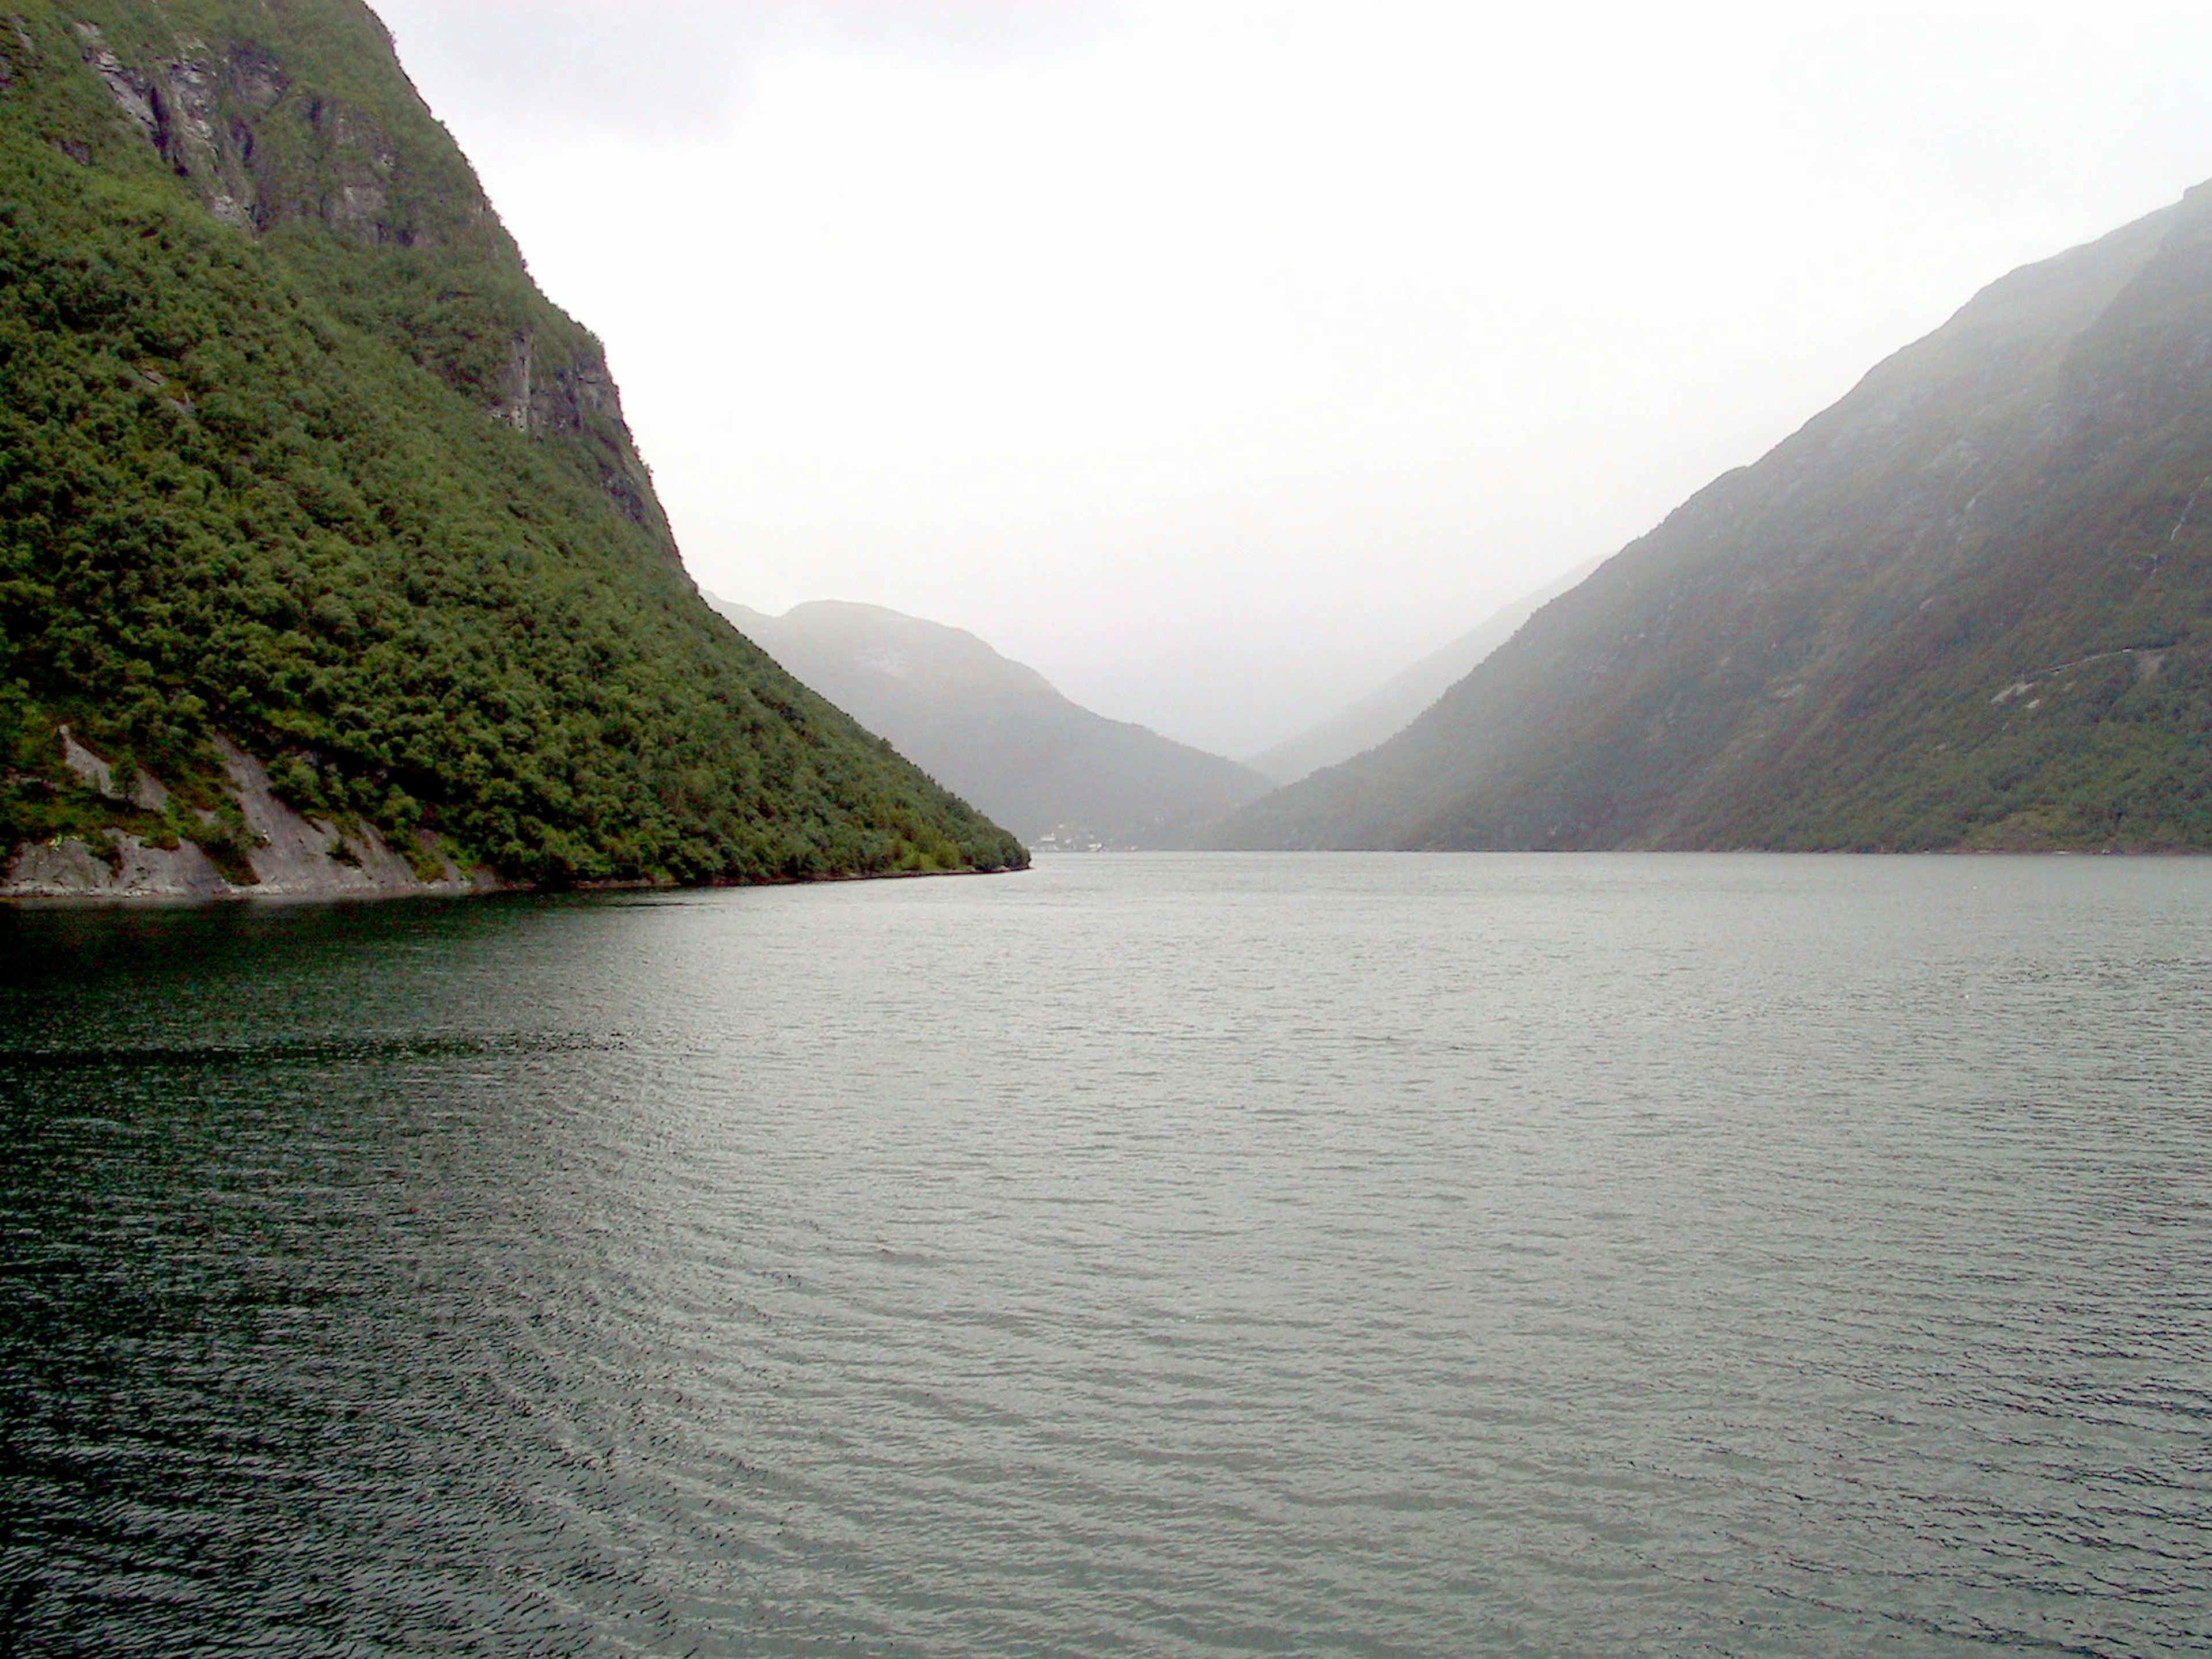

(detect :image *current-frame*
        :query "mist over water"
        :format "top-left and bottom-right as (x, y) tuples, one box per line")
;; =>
(2, 857), (2207, 1656)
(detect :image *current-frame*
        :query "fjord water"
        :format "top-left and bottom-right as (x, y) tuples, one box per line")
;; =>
(1, 857), (2206, 1657)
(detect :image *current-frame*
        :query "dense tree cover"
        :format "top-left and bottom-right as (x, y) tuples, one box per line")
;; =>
(0, 0), (1024, 882)
(1216, 188), (2212, 853)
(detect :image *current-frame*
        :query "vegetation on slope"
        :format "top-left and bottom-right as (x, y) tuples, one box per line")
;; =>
(1215, 187), (2212, 853)
(0, 0), (1025, 883)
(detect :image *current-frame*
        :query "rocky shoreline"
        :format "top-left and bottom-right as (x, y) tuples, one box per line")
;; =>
(2, 732), (495, 903)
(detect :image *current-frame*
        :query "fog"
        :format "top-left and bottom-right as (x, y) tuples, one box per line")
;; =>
(374, 1), (2212, 757)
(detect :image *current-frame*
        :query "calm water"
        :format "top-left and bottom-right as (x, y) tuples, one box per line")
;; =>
(1, 854), (2207, 1657)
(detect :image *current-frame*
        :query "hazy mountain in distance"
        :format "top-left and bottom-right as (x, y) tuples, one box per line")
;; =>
(1213, 181), (2212, 853)
(710, 600), (1272, 846)
(1245, 562), (1601, 784)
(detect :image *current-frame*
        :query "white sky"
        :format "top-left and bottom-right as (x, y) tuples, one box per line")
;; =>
(374, 1), (2212, 757)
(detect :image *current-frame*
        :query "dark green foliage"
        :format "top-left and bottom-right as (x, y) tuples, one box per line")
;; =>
(1216, 186), (2212, 854)
(0, 0), (1025, 883)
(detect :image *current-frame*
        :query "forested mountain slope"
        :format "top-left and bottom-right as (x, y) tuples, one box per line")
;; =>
(1215, 185), (2212, 852)
(0, 0), (1023, 890)
(713, 599), (1271, 846)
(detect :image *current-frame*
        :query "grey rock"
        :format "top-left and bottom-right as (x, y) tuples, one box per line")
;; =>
(58, 725), (117, 797)
(2, 729), (493, 903)
(218, 737), (475, 898)
(4, 838), (118, 896)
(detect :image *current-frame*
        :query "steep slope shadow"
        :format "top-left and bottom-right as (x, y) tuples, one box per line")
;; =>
(1214, 182), (2212, 853)
(1246, 559), (1601, 785)
(710, 600), (1272, 846)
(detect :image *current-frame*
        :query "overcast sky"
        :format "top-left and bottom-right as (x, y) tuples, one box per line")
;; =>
(374, 1), (2212, 757)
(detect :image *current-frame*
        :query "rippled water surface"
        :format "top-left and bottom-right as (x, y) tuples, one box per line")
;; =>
(2, 854), (2209, 1657)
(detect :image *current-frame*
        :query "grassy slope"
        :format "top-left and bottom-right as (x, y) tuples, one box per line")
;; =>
(1216, 188), (2212, 853)
(0, 0), (1025, 882)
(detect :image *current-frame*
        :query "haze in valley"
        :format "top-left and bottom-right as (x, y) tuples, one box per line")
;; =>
(376, 0), (2212, 758)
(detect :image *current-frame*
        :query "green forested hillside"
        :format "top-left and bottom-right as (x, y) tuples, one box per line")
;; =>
(0, 0), (1025, 884)
(1215, 185), (2212, 853)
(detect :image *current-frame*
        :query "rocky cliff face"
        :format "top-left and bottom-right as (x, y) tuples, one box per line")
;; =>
(74, 21), (345, 236)
(51, 5), (507, 249)
(16, 1), (667, 540)
(1214, 184), (2212, 853)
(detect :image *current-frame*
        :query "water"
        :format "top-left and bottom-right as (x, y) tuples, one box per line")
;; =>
(1, 854), (2207, 1657)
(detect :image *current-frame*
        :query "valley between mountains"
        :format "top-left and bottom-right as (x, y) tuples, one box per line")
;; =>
(7, 0), (2212, 896)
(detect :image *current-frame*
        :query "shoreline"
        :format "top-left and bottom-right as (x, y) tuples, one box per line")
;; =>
(0, 855), (1029, 908)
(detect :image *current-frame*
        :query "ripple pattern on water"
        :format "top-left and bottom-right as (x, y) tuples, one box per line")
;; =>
(0, 855), (2208, 1657)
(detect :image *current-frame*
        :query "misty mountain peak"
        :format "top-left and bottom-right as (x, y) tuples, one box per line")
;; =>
(710, 596), (1270, 844)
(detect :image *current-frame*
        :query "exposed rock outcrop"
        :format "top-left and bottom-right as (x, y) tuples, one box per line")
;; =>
(5, 831), (231, 899)
(71, 20), (407, 244)
(3, 731), (494, 902)
(217, 736), (482, 897)
(56, 12), (665, 527)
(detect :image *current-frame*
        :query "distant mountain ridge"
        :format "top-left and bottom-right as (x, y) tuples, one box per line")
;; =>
(1246, 561), (1600, 784)
(1213, 183), (2212, 852)
(710, 600), (1271, 845)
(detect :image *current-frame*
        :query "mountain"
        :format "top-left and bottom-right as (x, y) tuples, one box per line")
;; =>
(709, 599), (1271, 846)
(0, 0), (1023, 894)
(1215, 184), (2212, 853)
(1245, 560), (1600, 784)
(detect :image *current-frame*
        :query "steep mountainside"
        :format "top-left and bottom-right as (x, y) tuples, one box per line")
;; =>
(711, 599), (1271, 846)
(0, 0), (1023, 892)
(1216, 185), (2212, 852)
(1247, 560), (1600, 784)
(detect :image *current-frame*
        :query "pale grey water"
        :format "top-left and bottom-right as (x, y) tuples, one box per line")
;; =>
(0, 854), (2207, 1657)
